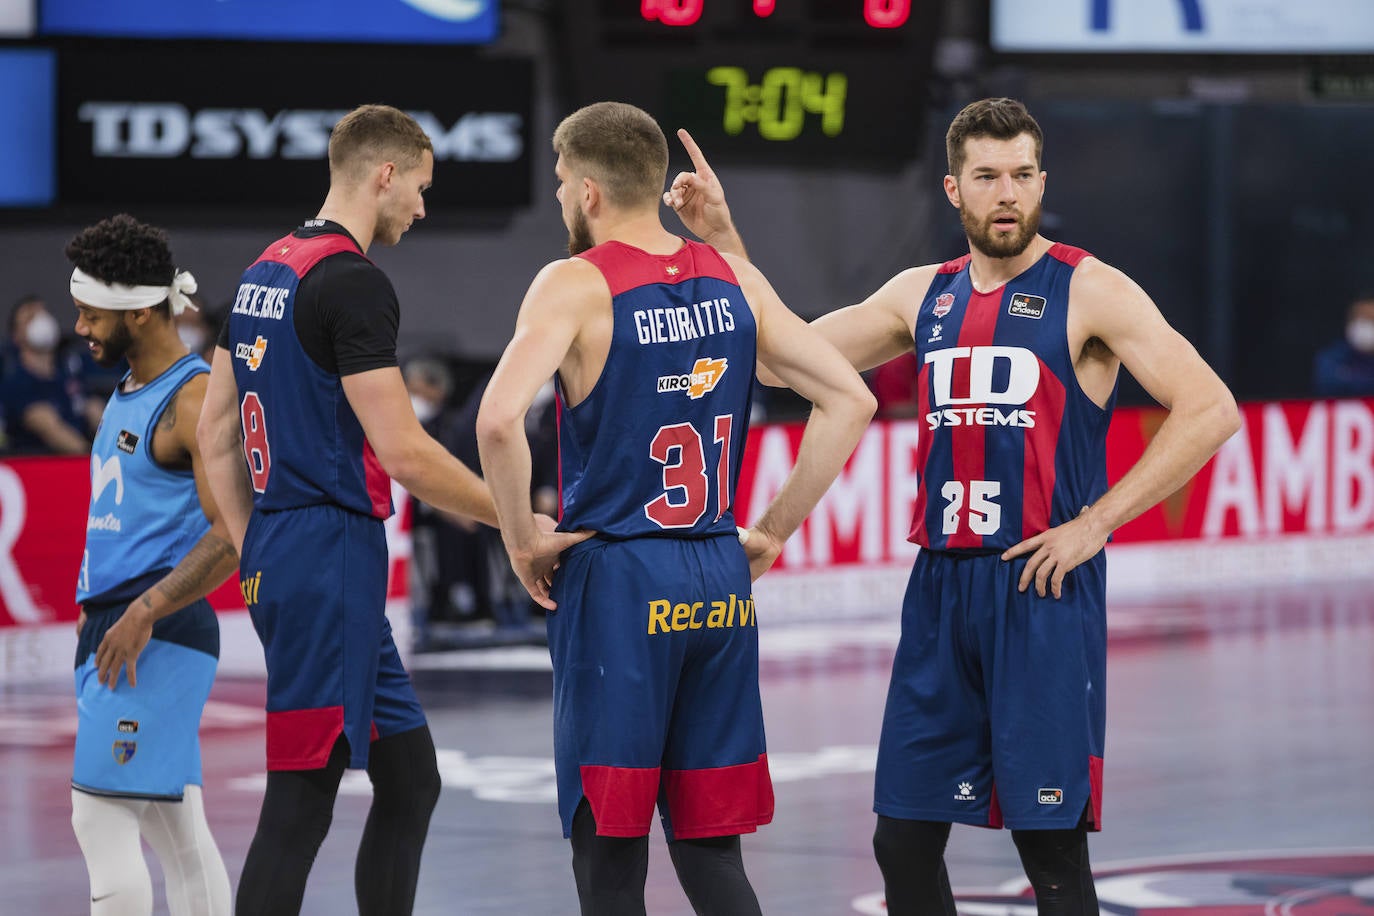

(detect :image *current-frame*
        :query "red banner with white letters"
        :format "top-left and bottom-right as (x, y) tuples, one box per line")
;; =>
(0, 456), (410, 628)
(4, 396), (1373, 627)
(731, 396), (1374, 572)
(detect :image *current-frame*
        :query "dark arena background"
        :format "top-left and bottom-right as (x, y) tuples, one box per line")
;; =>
(2, 1), (1373, 913)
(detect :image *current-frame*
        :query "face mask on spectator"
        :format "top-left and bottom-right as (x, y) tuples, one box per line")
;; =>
(179, 326), (208, 353)
(1347, 318), (1374, 354)
(411, 396), (439, 424)
(24, 311), (60, 351)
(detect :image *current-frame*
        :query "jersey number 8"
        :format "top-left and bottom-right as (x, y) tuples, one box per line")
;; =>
(240, 392), (272, 494)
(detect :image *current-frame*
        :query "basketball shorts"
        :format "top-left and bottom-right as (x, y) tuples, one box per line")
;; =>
(874, 549), (1107, 831)
(241, 503), (426, 771)
(72, 596), (219, 801)
(547, 534), (773, 841)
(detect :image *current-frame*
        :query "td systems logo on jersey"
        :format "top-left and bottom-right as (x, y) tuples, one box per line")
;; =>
(657, 357), (728, 399)
(234, 336), (267, 372)
(923, 345), (1038, 431)
(851, 850), (1374, 915)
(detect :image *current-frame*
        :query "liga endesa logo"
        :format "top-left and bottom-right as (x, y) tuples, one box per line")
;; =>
(851, 850), (1374, 914)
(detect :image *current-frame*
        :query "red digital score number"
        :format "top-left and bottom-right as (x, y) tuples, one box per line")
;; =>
(640, 0), (908, 28)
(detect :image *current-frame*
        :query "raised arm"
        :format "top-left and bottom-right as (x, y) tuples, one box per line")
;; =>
(1003, 259), (1240, 597)
(98, 372), (239, 689)
(729, 253), (877, 577)
(341, 367), (498, 527)
(663, 128), (747, 257)
(475, 259), (599, 608)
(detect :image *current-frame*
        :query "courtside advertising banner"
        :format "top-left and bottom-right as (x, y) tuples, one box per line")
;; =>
(4, 398), (1373, 679)
(40, 0), (498, 43)
(991, 0), (1374, 52)
(58, 44), (532, 208)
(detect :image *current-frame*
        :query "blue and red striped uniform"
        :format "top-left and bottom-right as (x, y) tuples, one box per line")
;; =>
(226, 230), (423, 771)
(875, 244), (1116, 830)
(547, 239), (772, 840)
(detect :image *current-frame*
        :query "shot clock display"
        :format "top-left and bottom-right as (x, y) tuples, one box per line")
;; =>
(562, 1), (940, 166)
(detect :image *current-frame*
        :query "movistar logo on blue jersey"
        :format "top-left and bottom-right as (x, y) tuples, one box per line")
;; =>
(91, 453), (124, 505)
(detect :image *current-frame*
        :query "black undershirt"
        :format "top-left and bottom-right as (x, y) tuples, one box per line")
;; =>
(217, 220), (398, 377)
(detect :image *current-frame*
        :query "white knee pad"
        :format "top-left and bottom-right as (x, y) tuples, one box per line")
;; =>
(71, 789), (153, 916)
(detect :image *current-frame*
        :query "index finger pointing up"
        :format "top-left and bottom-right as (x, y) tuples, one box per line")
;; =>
(676, 128), (713, 176)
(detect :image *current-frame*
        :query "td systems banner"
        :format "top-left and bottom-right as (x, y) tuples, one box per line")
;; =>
(58, 44), (532, 209)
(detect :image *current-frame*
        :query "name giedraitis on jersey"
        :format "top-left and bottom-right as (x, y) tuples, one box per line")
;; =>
(634, 297), (736, 345)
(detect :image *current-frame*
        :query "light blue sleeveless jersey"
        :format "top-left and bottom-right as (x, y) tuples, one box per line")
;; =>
(77, 353), (210, 604)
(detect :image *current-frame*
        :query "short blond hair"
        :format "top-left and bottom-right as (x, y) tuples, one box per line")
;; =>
(552, 102), (668, 209)
(329, 104), (433, 182)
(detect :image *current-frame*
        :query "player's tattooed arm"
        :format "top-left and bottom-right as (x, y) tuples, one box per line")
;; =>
(95, 372), (240, 689)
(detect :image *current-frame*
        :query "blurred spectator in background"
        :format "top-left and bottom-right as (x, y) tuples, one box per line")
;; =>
(402, 356), (557, 650)
(174, 293), (218, 363)
(1313, 292), (1374, 398)
(1, 294), (97, 454)
(402, 355), (490, 650)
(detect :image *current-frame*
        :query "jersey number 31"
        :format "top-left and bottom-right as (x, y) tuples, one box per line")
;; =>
(644, 416), (733, 529)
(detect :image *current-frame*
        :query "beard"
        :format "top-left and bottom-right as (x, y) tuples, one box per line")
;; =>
(961, 201), (1041, 259)
(92, 318), (134, 367)
(374, 211), (405, 247)
(567, 206), (594, 256)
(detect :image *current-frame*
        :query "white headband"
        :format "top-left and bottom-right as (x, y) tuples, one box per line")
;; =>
(70, 266), (200, 316)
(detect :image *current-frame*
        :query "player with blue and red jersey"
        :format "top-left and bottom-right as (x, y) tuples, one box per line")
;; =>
(198, 105), (559, 916)
(476, 102), (875, 916)
(668, 99), (1240, 914)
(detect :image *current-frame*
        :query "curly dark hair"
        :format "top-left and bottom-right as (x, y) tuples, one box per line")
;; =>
(65, 214), (176, 288)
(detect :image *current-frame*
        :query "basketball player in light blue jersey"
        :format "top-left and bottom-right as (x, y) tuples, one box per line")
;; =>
(68, 215), (238, 916)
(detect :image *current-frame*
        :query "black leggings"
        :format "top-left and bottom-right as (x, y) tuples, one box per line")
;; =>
(873, 807), (1098, 916)
(569, 799), (762, 916)
(235, 725), (442, 916)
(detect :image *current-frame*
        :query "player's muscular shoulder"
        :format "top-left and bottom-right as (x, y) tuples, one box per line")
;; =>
(872, 264), (940, 333)
(151, 373), (208, 468)
(1067, 255), (1144, 345)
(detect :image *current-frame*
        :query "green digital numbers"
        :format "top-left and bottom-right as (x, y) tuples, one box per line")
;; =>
(705, 66), (847, 141)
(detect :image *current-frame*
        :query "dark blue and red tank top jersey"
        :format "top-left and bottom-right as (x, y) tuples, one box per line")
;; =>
(556, 239), (757, 541)
(909, 243), (1116, 552)
(227, 232), (392, 519)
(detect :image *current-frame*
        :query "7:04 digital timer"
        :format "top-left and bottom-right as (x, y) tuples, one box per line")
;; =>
(704, 66), (846, 140)
(564, 1), (940, 166)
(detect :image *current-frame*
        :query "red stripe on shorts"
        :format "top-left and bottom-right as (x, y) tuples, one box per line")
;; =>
(265, 706), (344, 771)
(661, 753), (774, 840)
(580, 764), (661, 837)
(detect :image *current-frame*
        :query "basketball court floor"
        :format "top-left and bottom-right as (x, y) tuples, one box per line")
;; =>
(3, 577), (1371, 914)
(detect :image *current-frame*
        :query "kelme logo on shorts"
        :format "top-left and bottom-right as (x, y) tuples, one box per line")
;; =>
(657, 356), (728, 399)
(235, 335), (268, 371)
(1038, 788), (1064, 805)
